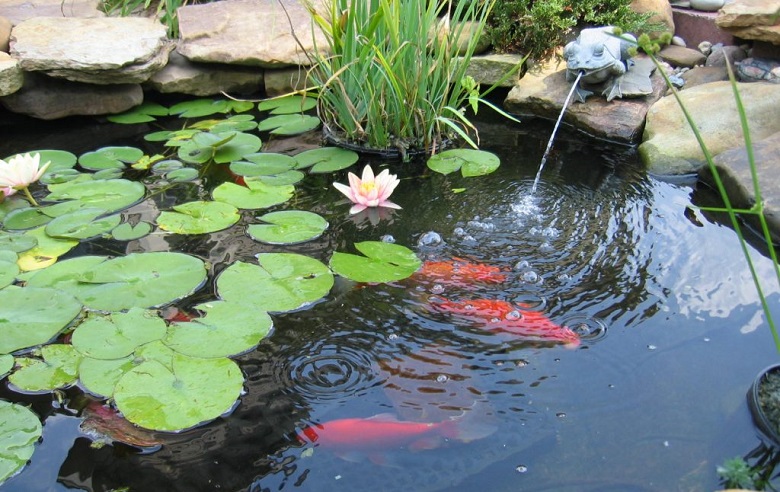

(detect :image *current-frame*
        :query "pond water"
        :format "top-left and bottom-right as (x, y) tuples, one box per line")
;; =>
(1, 105), (780, 492)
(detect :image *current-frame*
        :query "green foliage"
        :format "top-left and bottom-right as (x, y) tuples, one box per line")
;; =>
(99, 0), (205, 38)
(717, 457), (759, 489)
(487, 0), (654, 61)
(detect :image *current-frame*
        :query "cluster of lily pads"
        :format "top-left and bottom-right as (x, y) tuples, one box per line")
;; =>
(0, 94), (500, 484)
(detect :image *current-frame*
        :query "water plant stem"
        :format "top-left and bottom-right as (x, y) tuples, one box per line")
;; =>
(21, 187), (39, 207)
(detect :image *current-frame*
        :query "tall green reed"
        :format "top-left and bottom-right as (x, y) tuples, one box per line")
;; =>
(304, 0), (519, 156)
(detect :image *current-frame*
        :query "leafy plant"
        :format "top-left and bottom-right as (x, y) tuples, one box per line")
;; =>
(304, 0), (520, 156)
(717, 456), (759, 489)
(487, 0), (655, 62)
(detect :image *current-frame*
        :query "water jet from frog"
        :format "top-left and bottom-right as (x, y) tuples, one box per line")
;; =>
(531, 70), (583, 194)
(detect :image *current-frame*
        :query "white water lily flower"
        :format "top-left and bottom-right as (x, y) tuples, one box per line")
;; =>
(333, 165), (401, 214)
(0, 153), (51, 205)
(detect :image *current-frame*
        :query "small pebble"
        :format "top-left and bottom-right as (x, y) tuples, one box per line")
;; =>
(671, 36), (686, 47)
(698, 41), (712, 56)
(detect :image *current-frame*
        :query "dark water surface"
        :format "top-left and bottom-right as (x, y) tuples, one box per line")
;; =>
(1, 108), (779, 492)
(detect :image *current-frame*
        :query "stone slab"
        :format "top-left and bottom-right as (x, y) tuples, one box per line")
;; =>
(716, 0), (780, 28)
(0, 0), (103, 25)
(673, 6), (736, 46)
(145, 51), (263, 96)
(0, 50), (21, 95)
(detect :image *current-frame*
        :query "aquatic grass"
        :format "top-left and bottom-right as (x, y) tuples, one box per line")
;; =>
(634, 34), (780, 350)
(305, 0), (522, 156)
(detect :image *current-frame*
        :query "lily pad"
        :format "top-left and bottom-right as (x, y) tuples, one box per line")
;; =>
(250, 171), (305, 186)
(426, 149), (500, 177)
(151, 159), (184, 174)
(44, 208), (121, 240)
(257, 95), (317, 114)
(78, 355), (135, 398)
(113, 351), (244, 431)
(111, 221), (152, 241)
(45, 179), (145, 215)
(257, 114), (320, 136)
(192, 114), (258, 133)
(0, 355), (13, 378)
(169, 98), (252, 118)
(78, 146), (144, 171)
(0, 250), (18, 289)
(0, 232), (36, 253)
(26, 253), (207, 312)
(217, 255), (334, 312)
(229, 153), (296, 177)
(166, 167), (199, 182)
(177, 131), (262, 165)
(294, 147), (359, 173)
(329, 241), (421, 283)
(107, 102), (169, 124)
(72, 308), (167, 360)
(2, 208), (52, 231)
(0, 400), (42, 484)
(157, 201), (240, 234)
(212, 181), (294, 210)
(9, 344), (82, 392)
(248, 210), (328, 245)
(164, 300), (273, 358)
(0, 285), (82, 354)
(15, 226), (79, 271)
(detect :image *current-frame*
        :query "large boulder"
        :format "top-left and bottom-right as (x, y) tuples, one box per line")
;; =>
(716, 0), (780, 44)
(639, 81), (780, 175)
(504, 56), (666, 143)
(10, 17), (171, 84)
(0, 72), (143, 119)
(177, 0), (328, 68)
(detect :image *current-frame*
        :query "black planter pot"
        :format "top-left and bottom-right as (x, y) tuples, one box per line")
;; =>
(748, 363), (780, 447)
(322, 124), (450, 161)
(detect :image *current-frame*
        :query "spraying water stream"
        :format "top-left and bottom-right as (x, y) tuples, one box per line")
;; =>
(531, 71), (583, 193)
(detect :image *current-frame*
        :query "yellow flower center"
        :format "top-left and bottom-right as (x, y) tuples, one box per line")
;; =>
(359, 181), (376, 195)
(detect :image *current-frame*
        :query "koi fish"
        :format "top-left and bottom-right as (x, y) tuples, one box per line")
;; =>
(298, 412), (493, 463)
(410, 257), (507, 287)
(430, 297), (580, 347)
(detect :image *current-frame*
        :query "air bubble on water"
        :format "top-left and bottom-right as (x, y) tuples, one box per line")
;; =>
(515, 359), (528, 367)
(467, 220), (495, 232)
(556, 273), (570, 282)
(505, 310), (523, 321)
(462, 235), (477, 245)
(647, 344), (657, 350)
(453, 227), (466, 237)
(381, 234), (395, 243)
(521, 271), (539, 283)
(436, 374), (448, 383)
(514, 260), (530, 271)
(430, 284), (445, 294)
(542, 227), (559, 238)
(515, 465), (528, 474)
(388, 333), (398, 341)
(490, 317), (501, 323)
(556, 412), (566, 418)
(418, 231), (442, 247)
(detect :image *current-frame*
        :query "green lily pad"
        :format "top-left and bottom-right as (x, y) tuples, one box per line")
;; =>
(111, 221), (152, 241)
(3, 150), (77, 187)
(0, 232), (36, 253)
(177, 131), (263, 165)
(25, 253), (207, 312)
(39, 168), (84, 186)
(426, 149), (500, 177)
(78, 355), (135, 398)
(257, 114), (320, 136)
(169, 98), (252, 118)
(257, 95), (317, 114)
(0, 400), (42, 484)
(15, 226), (79, 271)
(44, 208), (121, 240)
(2, 208), (52, 231)
(0, 250), (18, 289)
(113, 351), (244, 431)
(107, 102), (169, 124)
(229, 153), (296, 177)
(249, 171), (305, 186)
(72, 308), (167, 360)
(192, 114), (258, 133)
(0, 199), (32, 224)
(9, 344), (82, 392)
(92, 168), (124, 180)
(166, 167), (199, 182)
(151, 159), (184, 174)
(78, 146), (144, 171)
(217, 255), (334, 312)
(157, 201), (240, 234)
(248, 210), (328, 245)
(0, 285), (82, 354)
(329, 241), (421, 283)
(164, 300), (273, 358)
(294, 147), (359, 173)
(45, 179), (145, 215)
(0, 355), (12, 378)
(212, 181), (294, 210)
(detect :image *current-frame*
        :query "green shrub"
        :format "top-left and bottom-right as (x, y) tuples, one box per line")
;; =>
(487, 0), (653, 61)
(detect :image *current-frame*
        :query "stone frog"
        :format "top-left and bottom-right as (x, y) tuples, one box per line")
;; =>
(563, 26), (637, 103)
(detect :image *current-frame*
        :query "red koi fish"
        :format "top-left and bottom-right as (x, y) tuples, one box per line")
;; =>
(430, 297), (580, 347)
(410, 257), (507, 287)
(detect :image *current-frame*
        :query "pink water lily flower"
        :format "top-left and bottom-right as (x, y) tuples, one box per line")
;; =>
(333, 165), (401, 214)
(0, 152), (51, 206)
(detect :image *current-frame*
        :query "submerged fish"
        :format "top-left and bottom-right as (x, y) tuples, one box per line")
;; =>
(298, 412), (494, 463)
(411, 257), (507, 287)
(430, 297), (580, 347)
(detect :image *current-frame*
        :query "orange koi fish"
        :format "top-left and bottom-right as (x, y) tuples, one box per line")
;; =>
(430, 297), (580, 347)
(411, 257), (507, 287)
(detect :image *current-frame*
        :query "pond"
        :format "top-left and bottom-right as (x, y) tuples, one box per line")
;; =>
(1, 101), (779, 492)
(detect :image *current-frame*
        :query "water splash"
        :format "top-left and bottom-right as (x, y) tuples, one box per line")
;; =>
(531, 71), (584, 193)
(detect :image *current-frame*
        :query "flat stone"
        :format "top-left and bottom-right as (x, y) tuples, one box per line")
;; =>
(504, 55), (666, 143)
(0, 15), (11, 52)
(0, 0), (103, 25)
(145, 51), (263, 96)
(465, 53), (525, 88)
(0, 51), (22, 95)
(639, 80), (780, 174)
(10, 17), (171, 84)
(681, 65), (729, 87)
(705, 45), (748, 66)
(264, 66), (314, 96)
(699, 130), (780, 243)
(177, 0), (328, 68)
(716, 0), (780, 27)
(690, 0), (724, 12)
(724, 23), (780, 44)
(658, 45), (708, 67)
(0, 71), (143, 119)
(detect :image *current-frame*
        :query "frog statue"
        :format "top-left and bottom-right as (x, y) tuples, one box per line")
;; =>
(563, 26), (637, 103)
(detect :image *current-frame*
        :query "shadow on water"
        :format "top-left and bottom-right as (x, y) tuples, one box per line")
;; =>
(2, 106), (780, 491)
